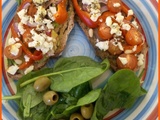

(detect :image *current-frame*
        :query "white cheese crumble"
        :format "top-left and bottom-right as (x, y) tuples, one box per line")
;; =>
(18, 22), (26, 34)
(132, 20), (139, 29)
(110, 23), (122, 36)
(28, 29), (54, 54)
(115, 12), (124, 23)
(24, 65), (34, 75)
(118, 57), (128, 65)
(95, 40), (109, 51)
(10, 43), (22, 56)
(14, 59), (22, 65)
(17, 9), (29, 24)
(24, 55), (30, 62)
(128, 9), (134, 16)
(137, 53), (144, 66)
(47, 6), (57, 21)
(105, 16), (112, 27)
(117, 42), (124, 51)
(121, 23), (131, 31)
(34, 6), (47, 23)
(113, 3), (121, 7)
(7, 65), (19, 75)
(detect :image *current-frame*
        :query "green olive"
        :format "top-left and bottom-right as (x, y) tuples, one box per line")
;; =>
(33, 76), (51, 92)
(43, 91), (59, 106)
(70, 113), (84, 120)
(81, 104), (94, 119)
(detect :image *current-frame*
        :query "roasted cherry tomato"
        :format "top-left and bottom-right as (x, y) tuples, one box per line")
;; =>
(98, 22), (113, 40)
(125, 28), (144, 46)
(107, 0), (122, 13)
(54, 0), (68, 24)
(108, 39), (123, 55)
(72, 0), (98, 28)
(27, 3), (37, 17)
(4, 44), (22, 59)
(97, 11), (115, 25)
(117, 53), (137, 70)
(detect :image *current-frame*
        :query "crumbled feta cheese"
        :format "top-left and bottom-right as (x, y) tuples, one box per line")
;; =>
(8, 38), (16, 45)
(10, 43), (22, 56)
(117, 42), (124, 51)
(110, 23), (122, 36)
(132, 45), (137, 52)
(115, 12), (124, 23)
(132, 20), (139, 29)
(118, 57), (128, 65)
(47, 6), (57, 21)
(34, 6), (47, 23)
(24, 65), (34, 75)
(95, 40), (109, 51)
(90, 11), (101, 22)
(18, 22), (26, 34)
(29, 29), (54, 54)
(7, 65), (19, 75)
(113, 3), (121, 7)
(24, 55), (30, 62)
(105, 16), (112, 27)
(122, 23), (131, 31)
(124, 50), (133, 54)
(137, 53), (144, 66)
(43, 19), (54, 29)
(14, 59), (22, 65)
(128, 9), (134, 16)
(88, 28), (93, 37)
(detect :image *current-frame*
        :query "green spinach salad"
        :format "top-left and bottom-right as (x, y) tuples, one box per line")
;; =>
(3, 56), (146, 120)
(3, 0), (148, 120)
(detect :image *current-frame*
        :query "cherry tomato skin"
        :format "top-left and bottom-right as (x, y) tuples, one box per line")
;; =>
(98, 23), (113, 40)
(4, 45), (22, 59)
(107, 0), (122, 13)
(108, 39), (123, 55)
(125, 28), (144, 46)
(117, 53), (138, 70)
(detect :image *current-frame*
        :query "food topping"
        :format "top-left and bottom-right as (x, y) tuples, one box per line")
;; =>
(4, 0), (68, 76)
(72, 0), (146, 70)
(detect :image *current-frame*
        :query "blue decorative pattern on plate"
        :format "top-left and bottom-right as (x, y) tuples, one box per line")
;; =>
(2, 0), (158, 120)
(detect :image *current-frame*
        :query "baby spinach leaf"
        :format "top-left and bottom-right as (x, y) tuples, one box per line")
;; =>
(91, 69), (147, 120)
(50, 58), (110, 92)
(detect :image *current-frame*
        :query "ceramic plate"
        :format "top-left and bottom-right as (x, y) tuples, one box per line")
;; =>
(2, 0), (158, 120)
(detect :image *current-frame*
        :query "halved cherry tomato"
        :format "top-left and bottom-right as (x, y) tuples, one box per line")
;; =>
(4, 44), (22, 59)
(117, 53), (137, 70)
(97, 11), (115, 25)
(125, 28), (144, 46)
(54, 0), (68, 24)
(107, 0), (122, 13)
(108, 39), (123, 55)
(72, 0), (98, 28)
(98, 22), (113, 40)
